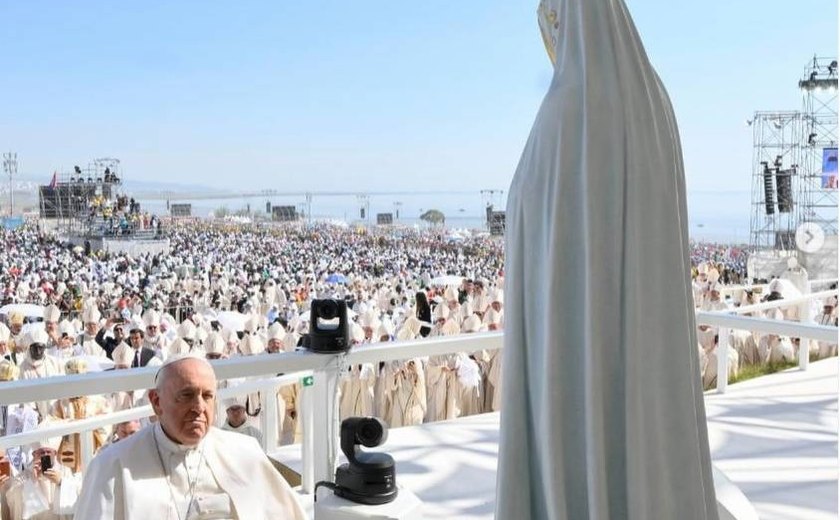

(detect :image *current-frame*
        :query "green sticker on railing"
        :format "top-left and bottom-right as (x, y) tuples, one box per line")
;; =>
(302, 375), (314, 387)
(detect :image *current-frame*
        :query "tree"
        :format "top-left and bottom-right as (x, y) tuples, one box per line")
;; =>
(420, 209), (446, 226)
(213, 206), (230, 219)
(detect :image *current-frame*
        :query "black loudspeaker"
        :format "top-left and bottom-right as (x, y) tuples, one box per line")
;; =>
(266, 201), (271, 214)
(360, 207), (366, 219)
(776, 168), (793, 213)
(308, 299), (351, 353)
(762, 163), (775, 215)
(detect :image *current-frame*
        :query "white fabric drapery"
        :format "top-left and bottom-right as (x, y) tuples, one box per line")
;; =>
(496, 1), (718, 518)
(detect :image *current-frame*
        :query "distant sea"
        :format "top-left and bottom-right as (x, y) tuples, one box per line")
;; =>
(137, 190), (751, 245)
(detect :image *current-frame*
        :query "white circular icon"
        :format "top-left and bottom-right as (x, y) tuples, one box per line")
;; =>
(795, 223), (825, 253)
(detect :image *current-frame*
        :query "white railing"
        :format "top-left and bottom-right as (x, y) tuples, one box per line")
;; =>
(0, 293), (836, 501)
(697, 287), (838, 393)
(719, 278), (837, 295)
(0, 332), (505, 495)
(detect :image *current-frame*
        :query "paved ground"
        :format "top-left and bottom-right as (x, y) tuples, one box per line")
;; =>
(274, 357), (838, 519)
(706, 357), (838, 520)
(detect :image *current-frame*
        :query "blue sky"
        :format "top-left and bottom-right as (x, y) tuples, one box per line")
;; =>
(0, 1), (836, 196)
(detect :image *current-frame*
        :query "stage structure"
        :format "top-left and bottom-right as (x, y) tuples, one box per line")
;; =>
(797, 56), (838, 236)
(38, 158), (169, 255)
(271, 205), (299, 222)
(748, 111), (802, 250)
(170, 203), (192, 218)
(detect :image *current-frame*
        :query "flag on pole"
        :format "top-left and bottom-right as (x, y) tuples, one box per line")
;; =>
(49, 171), (57, 188)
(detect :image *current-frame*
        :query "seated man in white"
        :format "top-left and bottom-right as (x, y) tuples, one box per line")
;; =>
(74, 354), (306, 520)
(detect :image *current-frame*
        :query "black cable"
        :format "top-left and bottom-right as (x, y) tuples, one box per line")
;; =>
(314, 481), (339, 503)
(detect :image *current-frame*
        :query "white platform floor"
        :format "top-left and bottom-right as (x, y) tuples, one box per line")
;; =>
(273, 358), (838, 519)
(705, 357), (838, 520)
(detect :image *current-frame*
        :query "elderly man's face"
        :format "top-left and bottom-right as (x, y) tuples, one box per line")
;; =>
(225, 405), (247, 428)
(267, 338), (282, 353)
(116, 420), (141, 440)
(45, 321), (57, 333)
(149, 358), (216, 445)
(85, 322), (98, 335)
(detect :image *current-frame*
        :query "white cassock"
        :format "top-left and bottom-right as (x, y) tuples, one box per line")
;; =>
(20, 356), (64, 419)
(338, 364), (376, 420)
(697, 299), (728, 351)
(220, 421), (263, 446)
(727, 329), (760, 368)
(484, 348), (502, 413)
(702, 346), (740, 390)
(424, 355), (460, 422)
(817, 313), (838, 357)
(383, 359), (426, 428)
(497, 0), (718, 517)
(45, 346), (81, 364)
(277, 383), (302, 446)
(79, 336), (107, 358)
(5, 466), (82, 520)
(74, 423), (306, 520)
(456, 353), (483, 417)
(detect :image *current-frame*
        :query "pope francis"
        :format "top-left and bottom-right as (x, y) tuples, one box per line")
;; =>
(74, 354), (306, 520)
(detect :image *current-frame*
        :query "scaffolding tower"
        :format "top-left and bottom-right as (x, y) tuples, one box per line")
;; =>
(797, 56), (838, 236)
(749, 111), (802, 250)
(39, 158), (125, 237)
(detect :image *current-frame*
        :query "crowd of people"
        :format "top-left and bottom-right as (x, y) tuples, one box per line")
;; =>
(690, 259), (838, 390)
(0, 221), (507, 518)
(0, 221), (834, 518)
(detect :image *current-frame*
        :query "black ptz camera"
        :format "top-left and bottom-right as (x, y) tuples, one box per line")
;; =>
(334, 417), (397, 505)
(308, 298), (350, 353)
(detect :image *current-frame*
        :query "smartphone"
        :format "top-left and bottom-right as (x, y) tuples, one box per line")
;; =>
(0, 459), (10, 477)
(40, 455), (53, 472)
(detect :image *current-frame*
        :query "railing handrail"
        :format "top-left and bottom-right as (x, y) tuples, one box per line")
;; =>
(718, 278), (837, 294)
(723, 289), (838, 315)
(695, 312), (837, 343)
(0, 372), (307, 451)
(0, 333), (504, 405)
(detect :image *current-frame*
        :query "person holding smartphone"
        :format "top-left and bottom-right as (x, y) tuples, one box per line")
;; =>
(4, 436), (83, 519)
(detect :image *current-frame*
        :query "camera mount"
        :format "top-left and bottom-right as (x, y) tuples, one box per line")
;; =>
(308, 299), (351, 353)
(333, 417), (397, 505)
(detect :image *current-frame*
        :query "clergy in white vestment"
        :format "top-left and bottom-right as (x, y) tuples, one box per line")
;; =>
(7, 312), (27, 367)
(0, 323), (13, 364)
(46, 321), (83, 362)
(220, 396), (263, 445)
(20, 330), (64, 419)
(338, 323), (376, 421)
(5, 430), (82, 520)
(74, 354), (306, 519)
(425, 320), (462, 422)
(78, 306), (107, 357)
(43, 305), (62, 349)
(50, 359), (112, 474)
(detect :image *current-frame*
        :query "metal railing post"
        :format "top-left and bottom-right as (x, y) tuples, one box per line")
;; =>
(799, 299), (814, 371)
(301, 378), (315, 493)
(717, 327), (731, 394)
(80, 430), (95, 472)
(311, 354), (342, 485)
(261, 387), (279, 453)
